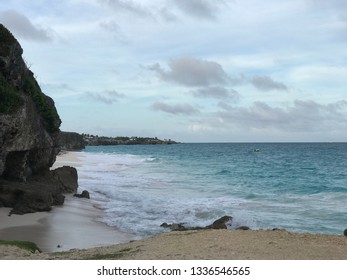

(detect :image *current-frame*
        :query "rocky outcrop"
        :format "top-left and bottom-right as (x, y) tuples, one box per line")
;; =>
(58, 131), (85, 151)
(0, 166), (78, 214)
(0, 24), (61, 181)
(0, 24), (78, 214)
(207, 215), (232, 229)
(74, 190), (90, 199)
(161, 215), (234, 231)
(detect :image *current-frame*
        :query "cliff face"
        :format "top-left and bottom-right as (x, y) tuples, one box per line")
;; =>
(0, 24), (78, 214)
(58, 132), (85, 151)
(0, 24), (61, 182)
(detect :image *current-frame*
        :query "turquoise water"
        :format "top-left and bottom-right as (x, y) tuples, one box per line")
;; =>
(77, 143), (347, 237)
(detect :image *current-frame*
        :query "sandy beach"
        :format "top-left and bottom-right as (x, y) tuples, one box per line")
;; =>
(1, 229), (347, 260)
(1, 151), (347, 260)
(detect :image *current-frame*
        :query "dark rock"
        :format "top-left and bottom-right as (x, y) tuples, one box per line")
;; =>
(50, 166), (78, 193)
(160, 223), (170, 228)
(1, 24), (61, 182)
(236, 226), (250, 230)
(58, 131), (85, 151)
(74, 190), (90, 199)
(207, 215), (233, 229)
(53, 194), (65, 206)
(0, 25), (81, 214)
(344, 229), (347, 237)
(0, 166), (78, 214)
(161, 215), (233, 232)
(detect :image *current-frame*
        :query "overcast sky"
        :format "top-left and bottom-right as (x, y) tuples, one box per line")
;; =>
(1, 0), (347, 142)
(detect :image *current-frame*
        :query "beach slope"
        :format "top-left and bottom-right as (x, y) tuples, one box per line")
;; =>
(1, 229), (346, 260)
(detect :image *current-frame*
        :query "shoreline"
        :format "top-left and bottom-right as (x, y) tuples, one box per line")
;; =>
(1, 151), (346, 260)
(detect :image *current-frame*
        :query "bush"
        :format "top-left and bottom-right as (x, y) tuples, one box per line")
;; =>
(0, 240), (42, 253)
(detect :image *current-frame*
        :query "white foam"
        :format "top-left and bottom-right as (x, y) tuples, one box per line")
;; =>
(73, 149), (347, 236)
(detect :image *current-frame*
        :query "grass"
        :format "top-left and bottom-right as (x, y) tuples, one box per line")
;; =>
(0, 240), (42, 253)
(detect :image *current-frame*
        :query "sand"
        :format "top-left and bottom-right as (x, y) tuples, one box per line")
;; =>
(1, 151), (346, 260)
(1, 229), (347, 260)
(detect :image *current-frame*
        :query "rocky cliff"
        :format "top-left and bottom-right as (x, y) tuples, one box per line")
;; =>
(58, 131), (85, 151)
(0, 24), (78, 214)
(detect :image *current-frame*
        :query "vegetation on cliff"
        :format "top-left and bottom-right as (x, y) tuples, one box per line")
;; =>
(0, 72), (23, 114)
(22, 72), (60, 132)
(0, 24), (60, 132)
(0, 25), (16, 57)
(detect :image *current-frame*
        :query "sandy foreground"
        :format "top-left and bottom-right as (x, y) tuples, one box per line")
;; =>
(1, 229), (347, 260)
(1, 151), (347, 260)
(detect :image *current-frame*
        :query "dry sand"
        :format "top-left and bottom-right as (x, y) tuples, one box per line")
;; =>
(1, 229), (347, 260)
(1, 151), (346, 260)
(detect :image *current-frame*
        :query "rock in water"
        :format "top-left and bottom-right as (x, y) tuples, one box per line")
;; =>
(344, 229), (347, 237)
(74, 190), (90, 199)
(0, 24), (78, 214)
(208, 215), (233, 229)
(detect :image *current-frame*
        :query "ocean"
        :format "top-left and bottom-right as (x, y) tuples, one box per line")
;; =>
(77, 143), (347, 237)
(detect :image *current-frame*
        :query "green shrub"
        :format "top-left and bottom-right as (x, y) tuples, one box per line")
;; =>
(23, 73), (59, 132)
(0, 240), (42, 253)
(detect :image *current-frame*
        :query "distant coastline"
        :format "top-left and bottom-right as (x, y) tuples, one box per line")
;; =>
(82, 134), (179, 146)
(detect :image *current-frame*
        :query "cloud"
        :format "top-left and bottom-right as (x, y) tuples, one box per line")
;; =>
(99, 20), (128, 43)
(190, 86), (239, 101)
(0, 10), (53, 42)
(218, 100), (347, 132)
(99, 0), (152, 18)
(151, 101), (200, 115)
(160, 7), (177, 22)
(250, 75), (288, 92)
(87, 90), (124, 104)
(148, 56), (230, 87)
(172, 0), (226, 20)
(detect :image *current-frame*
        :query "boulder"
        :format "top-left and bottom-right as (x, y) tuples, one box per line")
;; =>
(161, 215), (234, 232)
(344, 229), (347, 237)
(50, 166), (78, 193)
(236, 226), (250, 230)
(0, 166), (78, 215)
(74, 190), (90, 199)
(207, 215), (233, 229)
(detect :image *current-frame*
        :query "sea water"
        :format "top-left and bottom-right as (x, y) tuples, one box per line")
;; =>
(77, 143), (347, 237)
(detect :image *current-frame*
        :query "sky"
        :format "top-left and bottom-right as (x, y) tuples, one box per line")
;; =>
(1, 0), (347, 142)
